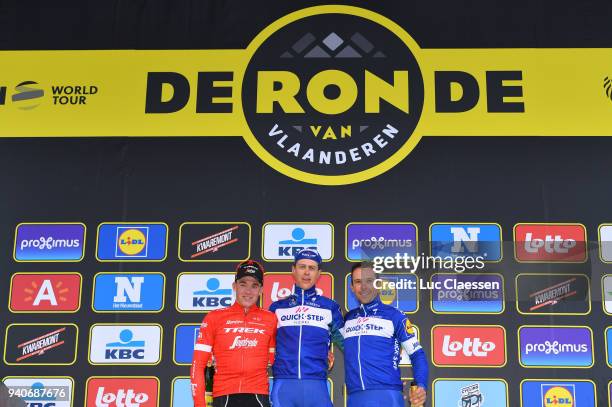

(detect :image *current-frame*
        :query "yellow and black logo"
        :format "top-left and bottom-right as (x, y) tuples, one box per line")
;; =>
(241, 6), (424, 185)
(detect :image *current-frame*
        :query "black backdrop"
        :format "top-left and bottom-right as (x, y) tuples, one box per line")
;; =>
(1, 1), (612, 406)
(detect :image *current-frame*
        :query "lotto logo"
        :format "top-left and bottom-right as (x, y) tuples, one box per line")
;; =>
(86, 377), (159, 407)
(514, 224), (587, 262)
(262, 273), (333, 308)
(432, 325), (506, 367)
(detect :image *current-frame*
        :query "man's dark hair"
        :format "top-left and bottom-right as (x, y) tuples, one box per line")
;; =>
(350, 262), (374, 280)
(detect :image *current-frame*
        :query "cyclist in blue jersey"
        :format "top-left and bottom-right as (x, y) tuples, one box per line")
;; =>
(269, 249), (344, 407)
(344, 263), (428, 407)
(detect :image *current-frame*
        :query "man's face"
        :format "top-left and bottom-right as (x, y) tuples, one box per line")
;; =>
(233, 276), (263, 308)
(351, 266), (378, 304)
(291, 259), (320, 290)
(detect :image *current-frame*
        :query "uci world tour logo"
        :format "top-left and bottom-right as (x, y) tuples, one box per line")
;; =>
(241, 6), (424, 185)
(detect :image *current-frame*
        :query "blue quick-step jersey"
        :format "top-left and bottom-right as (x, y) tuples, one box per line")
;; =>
(269, 285), (344, 380)
(343, 295), (429, 394)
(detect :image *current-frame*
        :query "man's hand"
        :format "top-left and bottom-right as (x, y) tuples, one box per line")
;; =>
(402, 381), (426, 406)
(327, 350), (335, 370)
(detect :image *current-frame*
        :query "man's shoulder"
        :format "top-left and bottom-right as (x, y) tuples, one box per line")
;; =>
(344, 308), (360, 321)
(269, 296), (294, 311)
(255, 307), (277, 321)
(315, 294), (341, 310)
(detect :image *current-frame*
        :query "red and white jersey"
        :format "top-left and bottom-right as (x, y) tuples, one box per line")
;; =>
(191, 302), (277, 402)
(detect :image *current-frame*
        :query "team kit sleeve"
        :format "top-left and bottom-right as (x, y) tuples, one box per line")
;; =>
(269, 313), (278, 365)
(394, 313), (429, 390)
(191, 314), (216, 407)
(329, 301), (345, 351)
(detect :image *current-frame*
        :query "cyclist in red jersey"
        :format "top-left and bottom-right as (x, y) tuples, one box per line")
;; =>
(191, 260), (277, 407)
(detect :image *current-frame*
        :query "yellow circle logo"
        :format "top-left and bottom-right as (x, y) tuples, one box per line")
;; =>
(117, 229), (147, 256)
(543, 386), (574, 407)
(240, 6), (424, 185)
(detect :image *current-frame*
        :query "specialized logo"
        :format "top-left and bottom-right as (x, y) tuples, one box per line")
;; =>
(2, 377), (74, 407)
(179, 222), (251, 261)
(514, 223), (586, 262)
(431, 325), (506, 367)
(346, 223), (416, 261)
(14, 223), (85, 262)
(173, 324), (200, 364)
(96, 223), (167, 261)
(89, 325), (162, 365)
(177, 273), (235, 312)
(430, 223), (502, 261)
(263, 223), (333, 261)
(521, 380), (595, 407)
(9, 273), (81, 312)
(518, 326), (593, 367)
(86, 377), (159, 407)
(516, 274), (590, 315)
(263, 272), (333, 308)
(4, 324), (78, 365)
(599, 224), (612, 262)
(346, 273), (417, 312)
(433, 379), (509, 407)
(431, 273), (503, 314)
(93, 273), (165, 312)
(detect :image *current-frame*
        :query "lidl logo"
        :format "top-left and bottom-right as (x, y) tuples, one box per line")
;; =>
(2, 377), (74, 407)
(9, 273), (81, 312)
(433, 379), (508, 407)
(96, 223), (167, 261)
(174, 324), (200, 364)
(93, 273), (165, 312)
(521, 380), (595, 407)
(346, 273), (417, 312)
(430, 223), (502, 261)
(89, 324), (162, 365)
(262, 223), (333, 261)
(177, 273), (235, 312)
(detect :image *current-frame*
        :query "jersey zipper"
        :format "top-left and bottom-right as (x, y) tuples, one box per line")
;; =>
(298, 290), (304, 379)
(358, 304), (366, 391)
(239, 308), (247, 393)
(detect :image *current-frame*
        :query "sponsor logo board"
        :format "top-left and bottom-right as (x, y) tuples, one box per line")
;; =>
(3, 324), (78, 365)
(430, 223), (502, 261)
(432, 379), (508, 407)
(431, 273), (504, 314)
(431, 325), (506, 367)
(85, 377), (159, 407)
(178, 222), (251, 262)
(9, 273), (81, 312)
(518, 326), (593, 368)
(177, 273), (235, 312)
(2, 377), (74, 407)
(96, 223), (167, 261)
(89, 324), (162, 365)
(514, 223), (586, 262)
(14, 223), (85, 262)
(92, 272), (165, 312)
(173, 324), (200, 365)
(262, 223), (333, 261)
(345, 222), (417, 261)
(346, 273), (417, 313)
(520, 380), (596, 407)
(263, 272), (333, 308)
(515, 274), (590, 315)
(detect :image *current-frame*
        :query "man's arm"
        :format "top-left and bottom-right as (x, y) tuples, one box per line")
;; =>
(191, 316), (215, 407)
(395, 315), (429, 390)
(329, 301), (345, 352)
